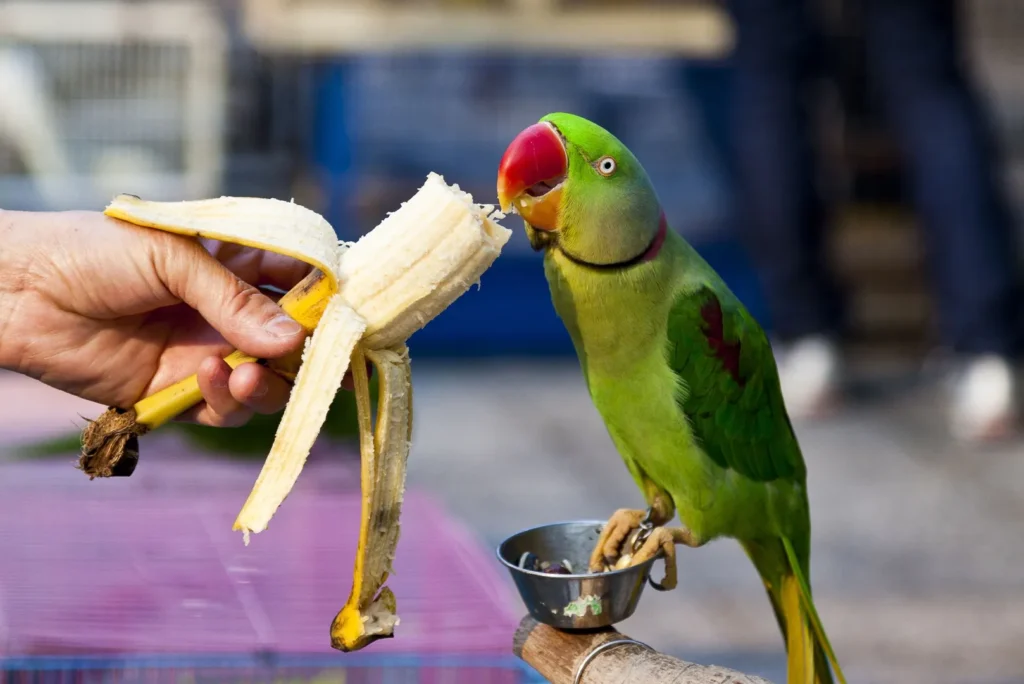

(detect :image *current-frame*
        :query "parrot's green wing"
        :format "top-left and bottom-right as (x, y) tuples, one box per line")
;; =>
(666, 285), (805, 483)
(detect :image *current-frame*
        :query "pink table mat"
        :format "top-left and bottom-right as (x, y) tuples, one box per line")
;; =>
(0, 436), (521, 659)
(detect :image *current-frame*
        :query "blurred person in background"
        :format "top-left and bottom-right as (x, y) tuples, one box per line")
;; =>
(726, 0), (1024, 441)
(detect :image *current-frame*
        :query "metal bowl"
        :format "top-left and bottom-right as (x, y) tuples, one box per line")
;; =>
(496, 520), (659, 630)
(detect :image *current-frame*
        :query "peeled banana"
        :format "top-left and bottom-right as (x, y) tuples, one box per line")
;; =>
(78, 173), (512, 651)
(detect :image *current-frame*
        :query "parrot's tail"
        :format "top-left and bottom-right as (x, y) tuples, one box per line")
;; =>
(742, 537), (846, 684)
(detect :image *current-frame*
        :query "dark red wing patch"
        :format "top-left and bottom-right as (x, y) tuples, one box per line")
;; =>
(700, 296), (745, 387)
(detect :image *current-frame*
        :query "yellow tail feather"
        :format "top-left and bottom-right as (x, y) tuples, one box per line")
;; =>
(781, 573), (815, 683)
(743, 538), (845, 684)
(781, 536), (847, 684)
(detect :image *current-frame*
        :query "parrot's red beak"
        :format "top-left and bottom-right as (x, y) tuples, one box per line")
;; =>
(496, 121), (567, 232)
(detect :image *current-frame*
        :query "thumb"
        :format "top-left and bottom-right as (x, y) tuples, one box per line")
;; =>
(155, 238), (308, 359)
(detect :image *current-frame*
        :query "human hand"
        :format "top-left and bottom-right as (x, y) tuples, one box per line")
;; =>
(0, 208), (355, 427)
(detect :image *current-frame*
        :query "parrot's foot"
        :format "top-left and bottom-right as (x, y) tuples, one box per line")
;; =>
(588, 503), (690, 571)
(638, 527), (703, 590)
(606, 526), (700, 591)
(630, 526), (679, 590)
(589, 504), (704, 591)
(588, 508), (657, 573)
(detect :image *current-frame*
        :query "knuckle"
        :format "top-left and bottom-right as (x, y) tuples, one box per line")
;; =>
(223, 280), (270, 319)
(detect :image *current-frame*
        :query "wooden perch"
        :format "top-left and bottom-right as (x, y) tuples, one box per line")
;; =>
(513, 616), (774, 684)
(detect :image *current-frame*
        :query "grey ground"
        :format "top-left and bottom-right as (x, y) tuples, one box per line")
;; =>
(4, 362), (1024, 684)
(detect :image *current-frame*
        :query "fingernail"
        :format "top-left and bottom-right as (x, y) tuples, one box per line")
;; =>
(251, 378), (268, 398)
(264, 313), (303, 337)
(211, 372), (228, 389)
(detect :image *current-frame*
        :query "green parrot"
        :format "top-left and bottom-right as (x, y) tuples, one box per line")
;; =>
(496, 113), (845, 684)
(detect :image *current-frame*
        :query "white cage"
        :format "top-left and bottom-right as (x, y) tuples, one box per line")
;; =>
(0, 1), (227, 210)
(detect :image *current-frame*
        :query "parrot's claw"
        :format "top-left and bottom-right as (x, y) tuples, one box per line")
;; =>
(605, 525), (694, 591)
(588, 508), (651, 573)
(630, 526), (679, 591)
(590, 506), (701, 591)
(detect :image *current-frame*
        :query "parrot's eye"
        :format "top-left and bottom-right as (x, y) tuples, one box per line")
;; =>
(596, 156), (617, 176)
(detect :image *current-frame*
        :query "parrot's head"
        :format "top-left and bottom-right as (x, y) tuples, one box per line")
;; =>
(496, 112), (665, 268)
